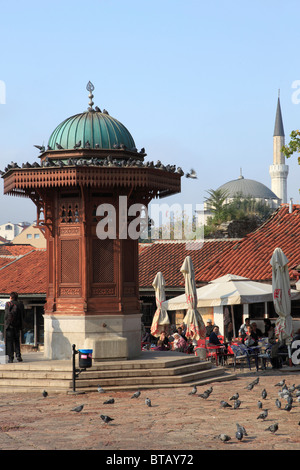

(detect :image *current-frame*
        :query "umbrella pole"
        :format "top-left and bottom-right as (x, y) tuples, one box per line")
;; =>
(231, 305), (236, 339)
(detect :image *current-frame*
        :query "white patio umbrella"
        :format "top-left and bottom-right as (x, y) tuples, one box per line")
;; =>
(270, 247), (293, 360)
(180, 256), (206, 341)
(150, 272), (170, 337)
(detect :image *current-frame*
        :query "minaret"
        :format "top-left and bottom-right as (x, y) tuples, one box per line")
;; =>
(269, 93), (289, 204)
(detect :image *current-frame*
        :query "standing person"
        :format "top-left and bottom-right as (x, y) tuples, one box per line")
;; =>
(4, 292), (24, 363)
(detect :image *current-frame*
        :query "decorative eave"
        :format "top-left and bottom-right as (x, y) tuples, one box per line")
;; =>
(3, 166), (181, 199)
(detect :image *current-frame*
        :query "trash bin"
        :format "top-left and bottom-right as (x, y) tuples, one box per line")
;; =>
(195, 347), (207, 361)
(78, 349), (93, 368)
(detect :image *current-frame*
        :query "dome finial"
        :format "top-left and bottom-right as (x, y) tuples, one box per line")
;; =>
(86, 81), (95, 111)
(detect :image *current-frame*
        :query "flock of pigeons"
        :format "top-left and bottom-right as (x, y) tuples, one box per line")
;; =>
(1, 154), (198, 180)
(209, 377), (300, 443)
(67, 386), (148, 425)
(40, 376), (299, 442)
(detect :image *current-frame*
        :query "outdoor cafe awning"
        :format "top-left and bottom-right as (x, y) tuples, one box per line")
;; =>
(162, 274), (300, 311)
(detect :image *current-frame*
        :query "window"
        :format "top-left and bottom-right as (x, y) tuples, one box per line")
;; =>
(249, 302), (265, 318)
(5, 225), (12, 230)
(26, 234), (32, 239)
(34, 234), (40, 239)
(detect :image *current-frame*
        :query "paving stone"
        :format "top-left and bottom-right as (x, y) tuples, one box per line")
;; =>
(0, 368), (299, 451)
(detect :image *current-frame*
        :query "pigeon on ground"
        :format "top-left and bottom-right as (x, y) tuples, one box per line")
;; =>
(220, 400), (232, 408)
(199, 391), (210, 399)
(275, 399), (281, 409)
(257, 409), (268, 420)
(275, 379), (285, 387)
(289, 384), (296, 393)
(230, 393), (239, 401)
(100, 414), (114, 424)
(265, 423), (278, 433)
(103, 399), (115, 404)
(234, 399), (241, 409)
(245, 383), (254, 391)
(262, 389), (267, 399)
(97, 385), (105, 393)
(236, 423), (248, 436)
(287, 396), (293, 406)
(284, 403), (292, 412)
(216, 434), (231, 442)
(131, 390), (141, 399)
(145, 398), (152, 407)
(42, 390), (48, 398)
(236, 430), (243, 441)
(188, 386), (197, 395)
(71, 405), (84, 412)
(257, 400), (263, 409)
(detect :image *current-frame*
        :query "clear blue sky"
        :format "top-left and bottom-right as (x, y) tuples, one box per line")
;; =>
(0, 0), (300, 224)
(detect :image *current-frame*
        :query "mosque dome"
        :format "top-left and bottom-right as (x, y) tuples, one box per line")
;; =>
(47, 82), (136, 152)
(217, 174), (278, 201)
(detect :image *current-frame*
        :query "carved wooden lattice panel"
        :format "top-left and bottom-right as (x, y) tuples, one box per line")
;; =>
(92, 239), (114, 283)
(61, 239), (80, 283)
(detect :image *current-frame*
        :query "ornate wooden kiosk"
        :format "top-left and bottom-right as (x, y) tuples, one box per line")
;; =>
(2, 83), (182, 360)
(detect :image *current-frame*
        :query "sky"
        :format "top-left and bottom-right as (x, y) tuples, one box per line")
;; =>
(0, 0), (300, 225)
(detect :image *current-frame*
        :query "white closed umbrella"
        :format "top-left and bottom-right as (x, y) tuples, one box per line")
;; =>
(180, 256), (206, 341)
(150, 272), (170, 337)
(270, 247), (293, 362)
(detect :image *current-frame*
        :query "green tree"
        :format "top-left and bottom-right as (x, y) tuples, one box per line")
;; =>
(205, 188), (229, 225)
(282, 130), (300, 162)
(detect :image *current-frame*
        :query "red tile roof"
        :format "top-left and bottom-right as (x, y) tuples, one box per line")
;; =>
(1, 204), (300, 296)
(206, 204), (300, 282)
(139, 239), (236, 288)
(0, 249), (46, 295)
(139, 204), (300, 288)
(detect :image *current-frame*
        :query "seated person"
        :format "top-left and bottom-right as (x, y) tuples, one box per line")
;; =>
(251, 322), (263, 338)
(172, 333), (188, 352)
(186, 330), (197, 354)
(177, 326), (187, 342)
(159, 331), (170, 349)
(238, 318), (250, 337)
(243, 325), (259, 347)
(209, 326), (222, 346)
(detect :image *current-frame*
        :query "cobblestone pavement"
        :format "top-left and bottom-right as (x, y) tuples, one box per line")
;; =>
(0, 368), (299, 452)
